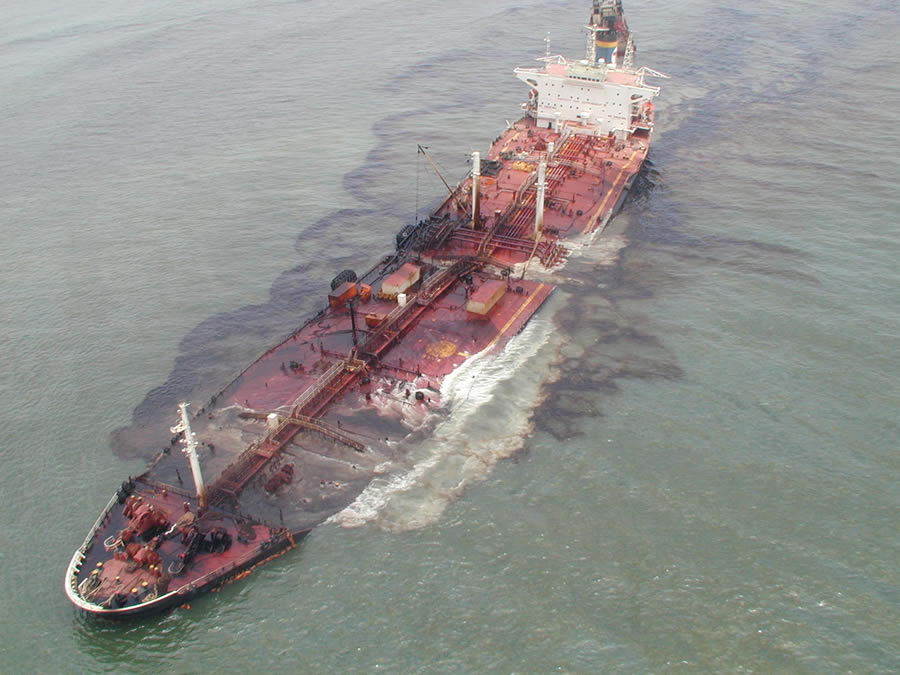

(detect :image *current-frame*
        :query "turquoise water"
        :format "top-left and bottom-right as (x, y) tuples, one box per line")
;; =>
(1, 0), (898, 671)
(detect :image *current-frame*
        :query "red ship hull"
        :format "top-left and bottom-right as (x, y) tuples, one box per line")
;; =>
(66, 1), (664, 618)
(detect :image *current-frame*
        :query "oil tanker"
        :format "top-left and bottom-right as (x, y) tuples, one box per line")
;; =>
(65, 0), (665, 618)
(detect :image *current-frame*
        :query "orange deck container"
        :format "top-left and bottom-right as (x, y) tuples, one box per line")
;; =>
(328, 281), (358, 308)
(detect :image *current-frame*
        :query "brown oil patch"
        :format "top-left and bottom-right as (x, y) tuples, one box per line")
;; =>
(530, 245), (683, 442)
(426, 340), (457, 359)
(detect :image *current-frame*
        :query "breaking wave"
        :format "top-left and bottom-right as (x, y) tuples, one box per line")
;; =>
(577, 232), (630, 267)
(328, 310), (560, 531)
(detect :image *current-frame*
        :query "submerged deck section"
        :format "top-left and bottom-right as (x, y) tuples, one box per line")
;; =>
(207, 262), (552, 502)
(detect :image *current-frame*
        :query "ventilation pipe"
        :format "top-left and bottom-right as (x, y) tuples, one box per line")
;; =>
(471, 151), (480, 228)
(534, 159), (547, 239)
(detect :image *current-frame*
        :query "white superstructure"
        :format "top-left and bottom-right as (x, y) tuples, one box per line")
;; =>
(515, 60), (662, 137)
(514, 1), (666, 138)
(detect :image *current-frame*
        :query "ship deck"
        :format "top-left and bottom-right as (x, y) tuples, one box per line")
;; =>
(423, 115), (650, 268)
(66, 477), (294, 616)
(67, 107), (653, 615)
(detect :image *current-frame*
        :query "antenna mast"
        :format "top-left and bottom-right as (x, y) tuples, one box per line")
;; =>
(417, 144), (468, 213)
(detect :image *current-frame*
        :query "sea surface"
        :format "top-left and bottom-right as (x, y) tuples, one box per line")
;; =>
(2, 0), (898, 671)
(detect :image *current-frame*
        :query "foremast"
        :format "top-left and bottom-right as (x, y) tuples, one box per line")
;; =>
(170, 403), (208, 509)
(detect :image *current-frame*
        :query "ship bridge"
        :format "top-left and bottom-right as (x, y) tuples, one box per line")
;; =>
(514, 0), (666, 137)
(514, 58), (661, 137)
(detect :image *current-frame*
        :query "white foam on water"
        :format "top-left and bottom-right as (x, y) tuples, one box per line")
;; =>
(569, 228), (630, 268)
(508, 228), (629, 289)
(364, 379), (441, 433)
(328, 312), (559, 531)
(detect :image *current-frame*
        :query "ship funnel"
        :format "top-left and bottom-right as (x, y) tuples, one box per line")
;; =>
(471, 151), (481, 228)
(534, 159), (547, 239)
(589, 0), (623, 67)
(595, 29), (617, 66)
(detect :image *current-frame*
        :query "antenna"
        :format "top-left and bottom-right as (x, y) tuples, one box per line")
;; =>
(414, 145), (422, 223)
(544, 32), (551, 58)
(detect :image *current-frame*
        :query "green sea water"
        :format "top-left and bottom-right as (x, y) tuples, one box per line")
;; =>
(1, 0), (897, 671)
